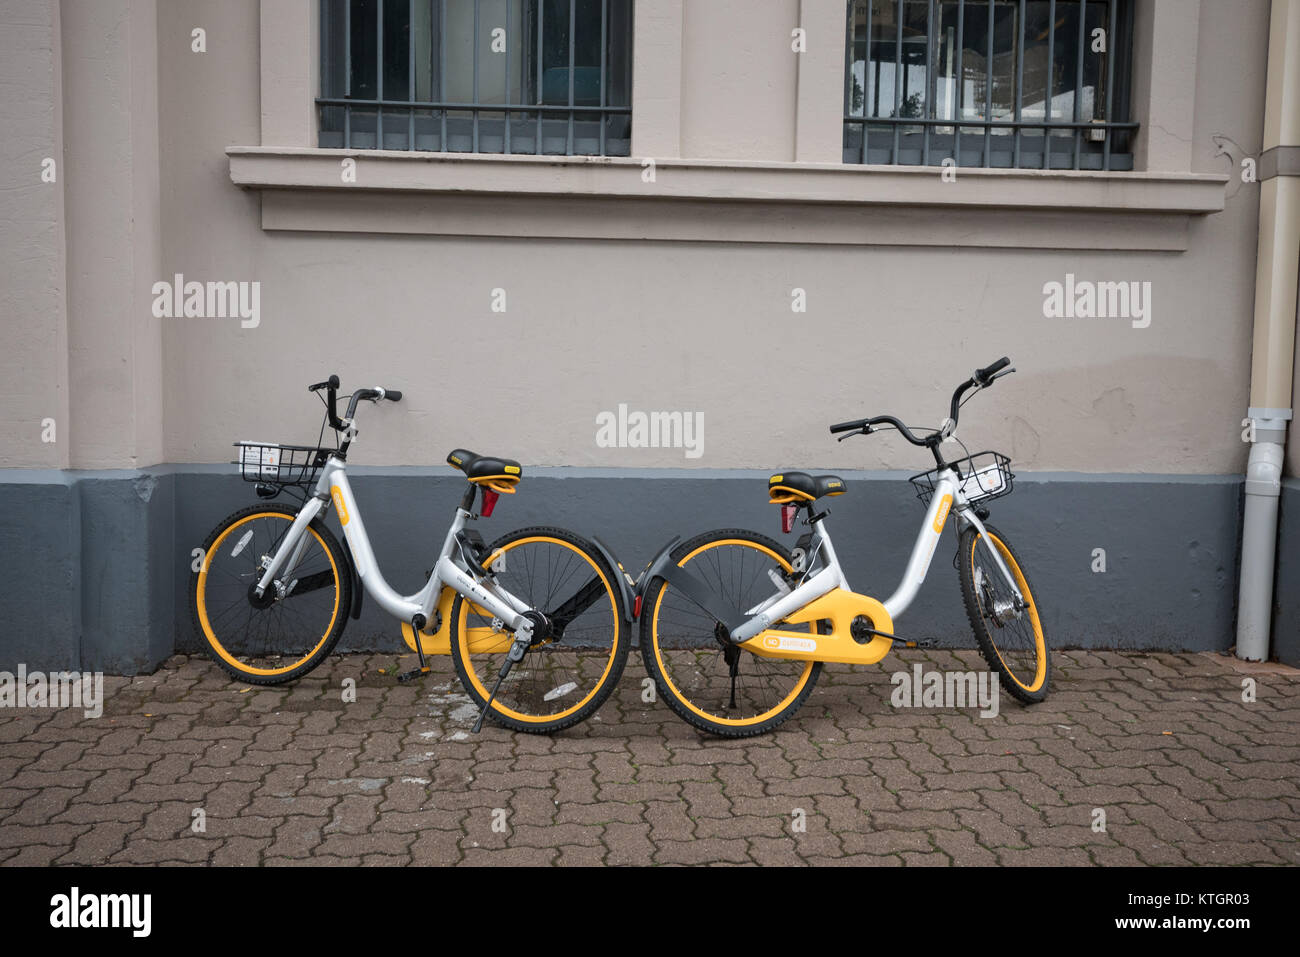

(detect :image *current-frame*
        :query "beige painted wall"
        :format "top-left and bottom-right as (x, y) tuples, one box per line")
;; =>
(679, 0), (800, 161)
(62, 0), (164, 469)
(0, 0), (68, 468)
(3, 0), (1287, 478)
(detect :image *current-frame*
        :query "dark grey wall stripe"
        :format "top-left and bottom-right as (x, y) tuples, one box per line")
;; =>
(0, 466), (1287, 673)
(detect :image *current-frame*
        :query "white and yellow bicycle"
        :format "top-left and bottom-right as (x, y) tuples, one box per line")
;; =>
(637, 357), (1051, 737)
(190, 375), (630, 734)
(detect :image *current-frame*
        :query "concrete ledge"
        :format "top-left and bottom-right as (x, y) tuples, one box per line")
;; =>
(227, 147), (1227, 250)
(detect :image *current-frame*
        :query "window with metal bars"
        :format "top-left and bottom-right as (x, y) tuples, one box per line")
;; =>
(843, 0), (1137, 169)
(319, 0), (632, 155)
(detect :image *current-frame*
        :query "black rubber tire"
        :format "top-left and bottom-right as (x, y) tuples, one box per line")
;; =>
(190, 503), (351, 685)
(639, 529), (822, 739)
(448, 526), (629, 734)
(957, 523), (1051, 704)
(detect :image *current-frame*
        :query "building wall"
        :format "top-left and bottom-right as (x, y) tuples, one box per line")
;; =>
(1, 0), (1294, 672)
(154, 0), (1268, 475)
(0, 0), (68, 470)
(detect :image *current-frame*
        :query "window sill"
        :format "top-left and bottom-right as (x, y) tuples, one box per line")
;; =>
(227, 147), (1228, 250)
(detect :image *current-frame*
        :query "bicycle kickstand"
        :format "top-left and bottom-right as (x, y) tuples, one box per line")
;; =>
(471, 634), (530, 734)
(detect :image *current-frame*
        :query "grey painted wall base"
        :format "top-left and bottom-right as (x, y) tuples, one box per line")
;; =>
(0, 466), (1261, 674)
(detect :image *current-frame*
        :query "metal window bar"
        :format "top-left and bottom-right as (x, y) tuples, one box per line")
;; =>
(1074, 0), (1086, 169)
(564, 0), (574, 153)
(321, 0), (630, 156)
(536, 0), (543, 153)
(599, 0), (606, 155)
(893, 0), (902, 162)
(408, 0), (416, 149)
(439, 0), (446, 149)
(859, 0), (873, 163)
(1013, 0), (1024, 167)
(344, 0), (351, 147)
(846, 0), (1133, 169)
(983, 0), (992, 166)
(1044, 0), (1055, 168)
(844, 0), (854, 155)
(505, 0), (512, 153)
(1102, 0), (1115, 170)
(923, 0), (934, 166)
(954, 0), (963, 166)
(472, 0), (479, 152)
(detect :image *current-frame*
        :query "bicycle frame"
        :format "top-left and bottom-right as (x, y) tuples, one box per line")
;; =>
(252, 455), (531, 634)
(720, 471), (1024, 663)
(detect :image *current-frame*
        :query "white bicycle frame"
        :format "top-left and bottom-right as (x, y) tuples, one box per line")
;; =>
(731, 471), (1023, 643)
(252, 455), (532, 634)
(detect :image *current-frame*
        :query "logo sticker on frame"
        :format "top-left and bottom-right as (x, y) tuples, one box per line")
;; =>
(331, 486), (350, 525)
(933, 494), (952, 533)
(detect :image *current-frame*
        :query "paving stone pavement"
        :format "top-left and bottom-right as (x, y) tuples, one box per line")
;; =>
(1, 649), (1297, 866)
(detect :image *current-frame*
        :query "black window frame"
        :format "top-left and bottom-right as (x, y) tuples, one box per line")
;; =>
(318, 0), (633, 156)
(842, 0), (1138, 170)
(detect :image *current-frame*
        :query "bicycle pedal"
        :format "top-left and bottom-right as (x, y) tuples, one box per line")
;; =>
(396, 667), (431, 684)
(899, 638), (936, 649)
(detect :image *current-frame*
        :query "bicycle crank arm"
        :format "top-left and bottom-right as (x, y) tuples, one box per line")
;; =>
(830, 620), (934, 648)
(397, 613), (433, 683)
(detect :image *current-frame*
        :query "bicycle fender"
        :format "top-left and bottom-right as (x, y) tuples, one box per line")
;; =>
(635, 536), (682, 606)
(590, 536), (636, 624)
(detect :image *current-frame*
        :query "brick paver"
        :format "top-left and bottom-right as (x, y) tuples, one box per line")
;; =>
(1, 650), (1297, 865)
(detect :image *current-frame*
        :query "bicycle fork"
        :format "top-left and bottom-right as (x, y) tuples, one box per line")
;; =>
(956, 507), (1027, 620)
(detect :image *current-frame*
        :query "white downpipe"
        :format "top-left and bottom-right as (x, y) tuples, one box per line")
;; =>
(1235, 0), (1300, 661)
(1237, 440), (1285, 660)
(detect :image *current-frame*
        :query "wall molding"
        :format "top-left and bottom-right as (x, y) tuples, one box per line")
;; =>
(228, 147), (1226, 250)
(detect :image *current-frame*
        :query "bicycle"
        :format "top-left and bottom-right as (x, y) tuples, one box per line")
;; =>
(635, 357), (1050, 737)
(190, 375), (631, 734)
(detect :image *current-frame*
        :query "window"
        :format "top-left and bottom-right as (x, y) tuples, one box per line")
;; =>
(843, 0), (1136, 169)
(319, 0), (633, 155)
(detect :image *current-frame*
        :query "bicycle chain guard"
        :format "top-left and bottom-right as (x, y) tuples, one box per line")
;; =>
(741, 588), (894, 665)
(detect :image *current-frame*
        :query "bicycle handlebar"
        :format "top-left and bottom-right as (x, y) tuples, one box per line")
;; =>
(829, 356), (1014, 447)
(308, 375), (402, 433)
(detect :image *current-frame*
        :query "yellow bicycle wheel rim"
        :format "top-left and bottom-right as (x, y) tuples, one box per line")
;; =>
(652, 539), (816, 728)
(972, 532), (1047, 693)
(196, 512), (341, 677)
(454, 535), (621, 725)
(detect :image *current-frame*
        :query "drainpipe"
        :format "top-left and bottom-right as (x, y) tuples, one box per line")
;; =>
(1237, 0), (1300, 661)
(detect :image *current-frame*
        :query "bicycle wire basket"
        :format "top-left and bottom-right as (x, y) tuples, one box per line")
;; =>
(234, 442), (334, 487)
(909, 451), (1014, 508)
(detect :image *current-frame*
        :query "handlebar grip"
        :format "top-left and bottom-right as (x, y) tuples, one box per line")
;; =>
(308, 374), (341, 393)
(976, 357), (1010, 382)
(385, 389), (402, 402)
(829, 418), (868, 434)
